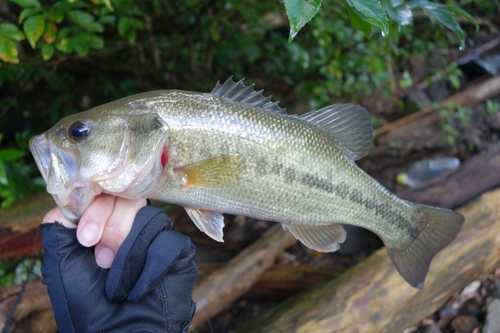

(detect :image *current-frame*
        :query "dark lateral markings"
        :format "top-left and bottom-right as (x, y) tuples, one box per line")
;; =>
(298, 172), (415, 233)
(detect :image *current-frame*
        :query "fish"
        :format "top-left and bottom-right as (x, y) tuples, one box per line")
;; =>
(30, 77), (464, 289)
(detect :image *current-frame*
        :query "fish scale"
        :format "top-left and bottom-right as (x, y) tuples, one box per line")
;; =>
(30, 77), (464, 289)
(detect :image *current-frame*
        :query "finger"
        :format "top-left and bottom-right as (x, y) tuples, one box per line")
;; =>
(76, 194), (116, 248)
(42, 207), (77, 229)
(95, 197), (147, 269)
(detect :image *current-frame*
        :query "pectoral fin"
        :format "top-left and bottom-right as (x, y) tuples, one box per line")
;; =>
(178, 155), (242, 188)
(283, 223), (347, 252)
(185, 207), (225, 242)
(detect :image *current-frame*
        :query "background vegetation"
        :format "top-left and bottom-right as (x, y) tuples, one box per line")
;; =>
(0, 0), (496, 209)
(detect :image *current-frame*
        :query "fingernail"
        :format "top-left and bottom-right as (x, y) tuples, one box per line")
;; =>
(78, 222), (100, 247)
(96, 247), (115, 269)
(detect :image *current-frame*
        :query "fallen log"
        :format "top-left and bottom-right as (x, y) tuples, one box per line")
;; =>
(0, 192), (53, 260)
(398, 141), (500, 209)
(233, 188), (500, 333)
(0, 278), (55, 333)
(197, 263), (342, 299)
(374, 75), (500, 144)
(190, 224), (297, 330)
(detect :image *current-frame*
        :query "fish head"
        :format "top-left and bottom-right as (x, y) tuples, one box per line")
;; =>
(30, 109), (169, 222)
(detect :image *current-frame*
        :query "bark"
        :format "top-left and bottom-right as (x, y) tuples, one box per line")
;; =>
(0, 278), (56, 333)
(233, 188), (500, 333)
(374, 75), (500, 143)
(398, 141), (500, 209)
(197, 263), (342, 299)
(190, 224), (296, 330)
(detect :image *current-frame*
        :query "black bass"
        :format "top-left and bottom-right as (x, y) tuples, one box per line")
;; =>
(30, 77), (464, 289)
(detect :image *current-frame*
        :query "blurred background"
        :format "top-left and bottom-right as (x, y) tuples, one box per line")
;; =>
(0, 0), (500, 332)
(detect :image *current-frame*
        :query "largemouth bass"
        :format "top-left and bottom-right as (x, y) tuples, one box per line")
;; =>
(30, 77), (464, 289)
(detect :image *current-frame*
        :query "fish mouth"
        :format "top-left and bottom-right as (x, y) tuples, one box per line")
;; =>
(29, 134), (101, 222)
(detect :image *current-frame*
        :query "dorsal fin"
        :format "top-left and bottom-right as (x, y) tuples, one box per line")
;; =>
(211, 77), (286, 114)
(300, 104), (373, 160)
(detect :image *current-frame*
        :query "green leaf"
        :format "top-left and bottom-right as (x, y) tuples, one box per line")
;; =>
(88, 22), (104, 33)
(0, 23), (25, 41)
(51, 7), (65, 23)
(98, 15), (115, 25)
(23, 14), (45, 49)
(41, 43), (54, 60)
(88, 34), (104, 49)
(9, 0), (40, 8)
(117, 17), (131, 38)
(346, 0), (389, 36)
(284, 0), (322, 42)
(43, 23), (57, 44)
(0, 39), (19, 63)
(0, 161), (6, 185)
(382, 0), (413, 26)
(18, 7), (42, 24)
(69, 10), (95, 27)
(408, 0), (476, 49)
(55, 37), (72, 53)
(345, 3), (371, 37)
(72, 33), (90, 55)
(0, 149), (26, 162)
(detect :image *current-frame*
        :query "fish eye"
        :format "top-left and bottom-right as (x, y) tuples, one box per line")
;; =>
(68, 121), (90, 141)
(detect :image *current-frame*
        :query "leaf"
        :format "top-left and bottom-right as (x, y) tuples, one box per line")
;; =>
(346, 0), (389, 36)
(9, 0), (40, 8)
(0, 39), (19, 63)
(0, 161), (6, 185)
(88, 34), (104, 49)
(0, 23), (25, 41)
(382, 0), (413, 26)
(51, 7), (65, 23)
(88, 22), (104, 33)
(284, 0), (322, 42)
(72, 33), (90, 55)
(98, 15), (115, 24)
(0, 149), (26, 162)
(345, 3), (371, 37)
(18, 7), (42, 24)
(55, 37), (72, 53)
(408, 0), (476, 49)
(117, 17), (130, 38)
(41, 43), (54, 60)
(23, 14), (45, 49)
(43, 23), (57, 44)
(69, 10), (95, 27)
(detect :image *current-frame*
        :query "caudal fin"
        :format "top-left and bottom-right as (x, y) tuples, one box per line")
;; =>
(386, 205), (464, 289)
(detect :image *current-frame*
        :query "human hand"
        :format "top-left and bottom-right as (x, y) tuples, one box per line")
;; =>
(42, 194), (147, 268)
(40, 205), (198, 333)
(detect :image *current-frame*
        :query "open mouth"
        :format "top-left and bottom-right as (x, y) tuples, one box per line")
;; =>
(29, 134), (100, 221)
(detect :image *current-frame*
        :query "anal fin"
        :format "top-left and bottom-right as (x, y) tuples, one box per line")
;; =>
(185, 207), (225, 242)
(283, 223), (347, 252)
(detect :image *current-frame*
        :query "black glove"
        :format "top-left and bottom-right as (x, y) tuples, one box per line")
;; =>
(40, 206), (197, 333)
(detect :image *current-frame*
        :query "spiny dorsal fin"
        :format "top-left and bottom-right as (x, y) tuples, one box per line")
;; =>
(300, 104), (373, 160)
(211, 77), (286, 115)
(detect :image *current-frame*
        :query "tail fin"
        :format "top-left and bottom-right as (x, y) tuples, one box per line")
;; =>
(386, 205), (464, 289)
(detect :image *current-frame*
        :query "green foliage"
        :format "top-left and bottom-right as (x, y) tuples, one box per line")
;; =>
(0, 0), (477, 65)
(0, 0), (145, 63)
(0, 258), (42, 287)
(0, 132), (45, 207)
(438, 102), (471, 148)
(284, 0), (477, 49)
(485, 99), (500, 118)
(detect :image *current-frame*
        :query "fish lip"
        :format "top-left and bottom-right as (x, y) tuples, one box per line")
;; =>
(29, 134), (51, 181)
(29, 133), (100, 221)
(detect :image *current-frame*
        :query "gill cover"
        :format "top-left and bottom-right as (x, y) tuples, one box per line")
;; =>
(30, 112), (169, 222)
